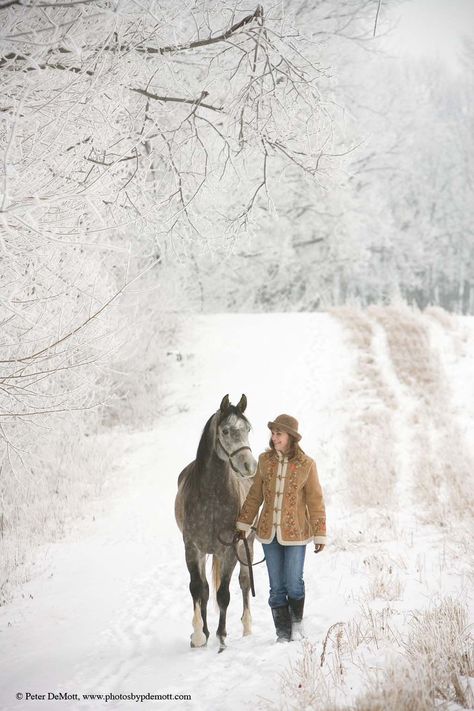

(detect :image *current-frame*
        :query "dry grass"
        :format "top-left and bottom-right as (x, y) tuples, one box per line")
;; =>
(409, 426), (446, 518)
(269, 597), (473, 711)
(368, 305), (447, 405)
(362, 554), (405, 601)
(354, 598), (474, 710)
(344, 605), (401, 651)
(369, 305), (474, 519)
(331, 307), (397, 508)
(354, 661), (437, 711)
(258, 639), (346, 711)
(425, 306), (456, 331)
(334, 304), (474, 521)
(404, 597), (474, 707)
(331, 307), (396, 410)
(437, 425), (474, 514)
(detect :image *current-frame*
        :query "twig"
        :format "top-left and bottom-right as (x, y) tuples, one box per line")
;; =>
(373, 0), (382, 38)
(129, 88), (223, 113)
(320, 622), (345, 668)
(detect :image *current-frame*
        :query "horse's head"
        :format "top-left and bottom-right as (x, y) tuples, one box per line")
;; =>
(215, 394), (257, 479)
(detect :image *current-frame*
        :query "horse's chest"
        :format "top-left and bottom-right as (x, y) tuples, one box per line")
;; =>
(184, 495), (237, 552)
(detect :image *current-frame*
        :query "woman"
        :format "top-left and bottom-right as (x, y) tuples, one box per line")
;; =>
(236, 414), (326, 643)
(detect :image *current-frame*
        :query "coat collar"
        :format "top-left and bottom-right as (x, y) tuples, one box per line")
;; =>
(268, 447), (305, 464)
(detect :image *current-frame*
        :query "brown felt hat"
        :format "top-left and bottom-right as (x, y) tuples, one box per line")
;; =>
(267, 414), (302, 441)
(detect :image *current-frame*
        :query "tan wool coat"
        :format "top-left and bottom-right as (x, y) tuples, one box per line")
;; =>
(236, 448), (327, 546)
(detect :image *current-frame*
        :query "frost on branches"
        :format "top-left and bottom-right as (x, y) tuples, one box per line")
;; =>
(0, 0), (334, 415)
(0, 0), (335, 584)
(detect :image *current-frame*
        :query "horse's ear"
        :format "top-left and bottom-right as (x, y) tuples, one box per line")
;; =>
(237, 394), (247, 413)
(220, 394), (230, 412)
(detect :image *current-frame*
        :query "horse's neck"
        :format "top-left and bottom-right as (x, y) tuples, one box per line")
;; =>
(195, 419), (234, 495)
(198, 450), (230, 489)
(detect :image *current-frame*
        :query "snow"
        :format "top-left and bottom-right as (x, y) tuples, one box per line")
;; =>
(1, 311), (473, 711)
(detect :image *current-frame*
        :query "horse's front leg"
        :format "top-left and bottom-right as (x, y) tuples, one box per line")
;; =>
(216, 574), (231, 653)
(185, 545), (209, 648)
(216, 554), (238, 653)
(238, 537), (254, 636)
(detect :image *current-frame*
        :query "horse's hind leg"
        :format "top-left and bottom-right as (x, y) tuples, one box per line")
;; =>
(185, 544), (209, 648)
(238, 539), (253, 636)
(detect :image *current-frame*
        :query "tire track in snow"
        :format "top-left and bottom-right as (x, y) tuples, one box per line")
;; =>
(332, 305), (474, 522)
(369, 305), (474, 521)
(331, 307), (398, 511)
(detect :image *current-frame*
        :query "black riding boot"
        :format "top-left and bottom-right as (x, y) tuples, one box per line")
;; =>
(271, 605), (291, 643)
(288, 596), (305, 641)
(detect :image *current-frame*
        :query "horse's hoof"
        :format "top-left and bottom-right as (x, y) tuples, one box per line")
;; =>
(190, 640), (207, 649)
(190, 633), (207, 648)
(218, 644), (226, 653)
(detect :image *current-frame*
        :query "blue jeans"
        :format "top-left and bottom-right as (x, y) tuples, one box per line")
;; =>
(262, 536), (306, 608)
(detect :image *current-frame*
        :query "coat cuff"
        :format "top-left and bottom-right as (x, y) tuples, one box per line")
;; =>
(313, 535), (327, 545)
(236, 521), (252, 532)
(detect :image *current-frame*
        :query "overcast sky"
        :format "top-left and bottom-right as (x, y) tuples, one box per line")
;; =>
(382, 0), (474, 70)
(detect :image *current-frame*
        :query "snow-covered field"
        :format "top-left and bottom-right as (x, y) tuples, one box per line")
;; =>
(1, 308), (473, 711)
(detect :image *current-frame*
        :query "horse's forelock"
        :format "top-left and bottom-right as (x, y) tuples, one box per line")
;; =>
(217, 406), (250, 429)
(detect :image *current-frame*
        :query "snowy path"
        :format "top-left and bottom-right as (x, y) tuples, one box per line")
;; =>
(1, 312), (472, 711)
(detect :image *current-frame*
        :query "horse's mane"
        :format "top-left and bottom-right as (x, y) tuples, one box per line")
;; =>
(181, 412), (217, 504)
(195, 412), (218, 465)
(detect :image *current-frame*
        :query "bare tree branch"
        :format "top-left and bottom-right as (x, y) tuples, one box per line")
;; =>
(132, 4), (264, 55)
(129, 88), (223, 113)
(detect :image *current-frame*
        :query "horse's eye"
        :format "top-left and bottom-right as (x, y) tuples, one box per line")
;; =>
(222, 428), (229, 435)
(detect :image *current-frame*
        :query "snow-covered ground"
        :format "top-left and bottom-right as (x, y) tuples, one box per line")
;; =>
(1, 310), (473, 711)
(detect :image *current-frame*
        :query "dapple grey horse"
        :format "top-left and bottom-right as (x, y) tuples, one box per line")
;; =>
(175, 394), (256, 652)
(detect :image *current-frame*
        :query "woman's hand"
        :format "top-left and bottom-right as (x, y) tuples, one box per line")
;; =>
(314, 544), (325, 554)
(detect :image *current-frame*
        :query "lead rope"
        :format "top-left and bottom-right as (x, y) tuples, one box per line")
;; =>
(215, 433), (265, 595)
(217, 530), (266, 597)
(242, 534), (258, 598)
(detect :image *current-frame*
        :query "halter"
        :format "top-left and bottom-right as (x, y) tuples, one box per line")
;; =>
(215, 419), (264, 596)
(217, 437), (252, 473)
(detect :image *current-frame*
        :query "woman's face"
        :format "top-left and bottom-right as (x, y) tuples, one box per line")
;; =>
(271, 429), (290, 453)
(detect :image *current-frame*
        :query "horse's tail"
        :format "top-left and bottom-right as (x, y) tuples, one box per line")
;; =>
(212, 556), (221, 594)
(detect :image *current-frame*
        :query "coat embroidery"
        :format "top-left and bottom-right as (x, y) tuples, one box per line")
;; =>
(237, 450), (327, 544)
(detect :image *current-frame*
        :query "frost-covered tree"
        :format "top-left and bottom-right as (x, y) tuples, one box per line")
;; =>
(0, 0), (339, 427)
(185, 0), (400, 311)
(191, 0), (474, 313)
(0, 0), (344, 588)
(341, 54), (474, 312)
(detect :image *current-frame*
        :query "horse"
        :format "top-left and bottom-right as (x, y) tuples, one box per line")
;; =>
(175, 394), (257, 652)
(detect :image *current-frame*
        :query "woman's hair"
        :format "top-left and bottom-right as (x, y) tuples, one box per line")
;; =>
(268, 433), (304, 459)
